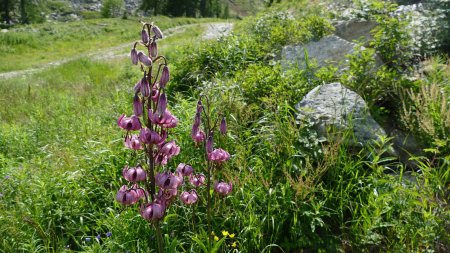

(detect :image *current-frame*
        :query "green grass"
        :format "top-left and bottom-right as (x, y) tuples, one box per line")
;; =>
(0, 1), (449, 252)
(0, 16), (221, 73)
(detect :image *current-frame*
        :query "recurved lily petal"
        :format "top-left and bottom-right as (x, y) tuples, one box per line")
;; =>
(176, 163), (194, 177)
(140, 202), (165, 221)
(180, 190), (198, 205)
(124, 134), (143, 150)
(122, 165), (147, 182)
(214, 181), (233, 197)
(117, 114), (142, 131)
(189, 173), (206, 187)
(208, 148), (230, 163)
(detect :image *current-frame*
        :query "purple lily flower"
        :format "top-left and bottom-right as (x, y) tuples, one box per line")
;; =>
(122, 165), (147, 182)
(180, 190), (198, 205)
(139, 128), (163, 145)
(191, 129), (205, 144)
(148, 109), (178, 128)
(117, 114), (142, 131)
(155, 171), (182, 189)
(115, 185), (144, 205)
(124, 134), (143, 150)
(189, 173), (206, 188)
(208, 148), (230, 163)
(176, 163), (194, 177)
(140, 201), (166, 221)
(214, 181), (233, 197)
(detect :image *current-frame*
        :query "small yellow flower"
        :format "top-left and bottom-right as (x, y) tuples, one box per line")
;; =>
(214, 236), (219, 241)
(211, 231), (215, 236)
(229, 233), (235, 238)
(231, 242), (237, 248)
(222, 230), (229, 237)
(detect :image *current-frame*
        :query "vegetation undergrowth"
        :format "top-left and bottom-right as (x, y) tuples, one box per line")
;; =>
(0, 0), (449, 252)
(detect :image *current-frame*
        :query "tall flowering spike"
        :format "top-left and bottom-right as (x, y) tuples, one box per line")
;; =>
(180, 190), (198, 205)
(150, 41), (158, 58)
(133, 94), (143, 117)
(214, 181), (233, 197)
(141, 73), (150, 97)
(141, 29), (149, 44)
(130, 48), (138, 65)
(189, 173), (206, 187)
(138, 51), (152, 66)
(117, 114), (142, 131)
(206, 133), (213, 153)
(157, 93), (167, 117)
(159, 66), (169, 88)
(220, 116), (227, 135)
(152, 25), (163, 39)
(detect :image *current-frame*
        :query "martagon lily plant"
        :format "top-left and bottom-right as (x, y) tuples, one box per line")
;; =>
(114, 22), (232, 251)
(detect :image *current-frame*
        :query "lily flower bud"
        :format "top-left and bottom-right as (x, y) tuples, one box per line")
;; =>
(196, 99), (203, 113)
(130, 48), (138, 65)
(152, 25), (163, 39)
(133, 94), (143, 117)
(157, 92), (167, 117)
(206, 133), (213, 153)
(141, 74), (150, 97)
(138, 51), (152, 66)
(150, 41), (157, 57)
(141, 29), (149, 44)
(159, 66), (169, 88)
(220, 116), (227, 135)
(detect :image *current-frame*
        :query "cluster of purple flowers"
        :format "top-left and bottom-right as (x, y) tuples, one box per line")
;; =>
(114, 23), (233, 226)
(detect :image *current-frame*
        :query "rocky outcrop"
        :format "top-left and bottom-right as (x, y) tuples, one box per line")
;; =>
(296, 82), (388, 148)
(334, 20), (377, 44)
(281, 35), (382, 72)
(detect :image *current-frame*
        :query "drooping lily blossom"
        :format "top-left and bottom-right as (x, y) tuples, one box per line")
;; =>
(140, 201), (166, 221)
(116, 184), (145, 205)
(117, 114), (142, 131)
(155, 171), (183, 189)
(208, 148), (230, 163)
(214, 181), (233, 197)
(189, 173), (206, 188)
(176, 163), (194, 177)
(191, 129), (205, 144)
(139, 128), (163, 145)
(122, 165), (147, 182)
(124, 134), (143, 150)
(180, 190), (198, 205)
(148, 109), (178, 128)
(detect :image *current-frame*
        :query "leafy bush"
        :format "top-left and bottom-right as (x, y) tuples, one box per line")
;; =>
(101, 0), (125, 18)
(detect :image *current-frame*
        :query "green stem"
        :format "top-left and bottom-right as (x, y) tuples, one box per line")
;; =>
(154, 222), (164, 253)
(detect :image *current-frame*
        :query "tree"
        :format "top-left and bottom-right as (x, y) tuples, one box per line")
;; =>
(0, 0), (13, 23)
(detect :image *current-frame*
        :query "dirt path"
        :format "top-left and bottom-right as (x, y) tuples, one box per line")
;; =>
(0, 22), (233, 80)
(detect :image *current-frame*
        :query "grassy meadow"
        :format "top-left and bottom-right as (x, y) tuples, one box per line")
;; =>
(0, 0), (449, 252)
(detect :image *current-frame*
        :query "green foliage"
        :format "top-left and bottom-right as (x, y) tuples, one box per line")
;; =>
(101, 0), (124, 18)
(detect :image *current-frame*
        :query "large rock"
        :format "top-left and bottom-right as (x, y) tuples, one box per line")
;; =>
(296, 82), (387, 148)
(282, 35), (381, 72)
(334, 20), (377, 44)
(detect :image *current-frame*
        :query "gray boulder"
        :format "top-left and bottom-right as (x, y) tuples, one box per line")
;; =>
(281, 35), (381, 72)
(334, 20), (377, 44)
(296, 82), (387, 148)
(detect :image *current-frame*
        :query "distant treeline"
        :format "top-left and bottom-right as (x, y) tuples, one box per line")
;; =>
(141, 0), (229, 18)
(0, 0), (43, 24)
